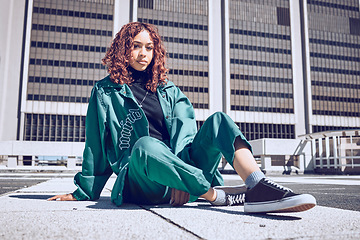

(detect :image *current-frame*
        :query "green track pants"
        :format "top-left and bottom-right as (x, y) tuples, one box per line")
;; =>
(123, 112), (251, 204)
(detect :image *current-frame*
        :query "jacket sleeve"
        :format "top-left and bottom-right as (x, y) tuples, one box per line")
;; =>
(72, 85), (113, 201)
(169, 86), (198, 156)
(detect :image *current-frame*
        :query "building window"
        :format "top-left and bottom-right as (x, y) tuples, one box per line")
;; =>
(138, 0), (154, 9)
(349, 18), (360, 36)
(277, 7), (290, 26)
(24, 114), (86, 142)
(238, 122), (295, 140)
(312, 125), (356, 133)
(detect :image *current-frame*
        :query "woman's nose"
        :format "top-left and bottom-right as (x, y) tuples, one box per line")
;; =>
(139, 47), (146, 56)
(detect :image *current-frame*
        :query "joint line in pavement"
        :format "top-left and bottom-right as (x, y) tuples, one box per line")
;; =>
(139, 205), (204, 239)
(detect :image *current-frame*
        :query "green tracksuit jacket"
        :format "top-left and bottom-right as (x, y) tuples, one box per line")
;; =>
(72, 75), (223, 205)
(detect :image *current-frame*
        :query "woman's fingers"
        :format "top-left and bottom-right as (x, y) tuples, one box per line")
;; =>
(170, 189), (177, 206)
(47, 195), (62, 201)
(47, 193), (76, 201)
(170, 189), (189, 207)
(185, 191), (190, 203)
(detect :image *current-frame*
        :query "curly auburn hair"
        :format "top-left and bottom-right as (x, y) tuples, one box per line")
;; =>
(102, 22), (168, 92)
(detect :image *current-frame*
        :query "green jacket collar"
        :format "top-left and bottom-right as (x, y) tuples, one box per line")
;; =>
(99, 75), (174, 97)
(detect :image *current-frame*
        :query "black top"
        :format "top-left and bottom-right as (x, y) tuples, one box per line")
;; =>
(128, 68), (170, 144)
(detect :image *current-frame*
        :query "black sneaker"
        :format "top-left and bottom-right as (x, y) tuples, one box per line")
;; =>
(244, 178), (316, 213)
(211, 185), (247, 206)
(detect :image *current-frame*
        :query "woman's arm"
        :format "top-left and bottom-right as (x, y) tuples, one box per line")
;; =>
(48, 83), (112, 201)
(72, 85), (113, 201)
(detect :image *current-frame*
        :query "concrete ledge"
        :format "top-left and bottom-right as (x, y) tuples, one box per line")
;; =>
(0, 141), (84, 156)
(249, 138), (313, 173)
(250, 138), (310, 156)
(0, 166), (81, 174)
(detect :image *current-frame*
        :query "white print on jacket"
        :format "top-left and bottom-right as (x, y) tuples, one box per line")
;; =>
(119, 109), (142, 150)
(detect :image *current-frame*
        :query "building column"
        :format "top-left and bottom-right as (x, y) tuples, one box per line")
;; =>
(0, 0), (27, 141)
(113, 0), (138, 35)
(67, 156), (77, 169)
(7, 156), (18, 168)
(289, 0), (307, 137)
(298, 0), (313, 134)
(208, 0), (225, 115)
(261, 156), (272, 172)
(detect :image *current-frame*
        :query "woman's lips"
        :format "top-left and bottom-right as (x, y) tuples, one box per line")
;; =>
(137, 60), (148, 65)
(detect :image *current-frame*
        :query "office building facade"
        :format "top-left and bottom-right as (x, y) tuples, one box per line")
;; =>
(0, 0), (359, 143)
(305, 0), (360, 132)
(24, 0), (114, 142)
(228, 0), (296, 140)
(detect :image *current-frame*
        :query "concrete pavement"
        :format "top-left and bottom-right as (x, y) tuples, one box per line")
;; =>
(1, 174), (360, 239)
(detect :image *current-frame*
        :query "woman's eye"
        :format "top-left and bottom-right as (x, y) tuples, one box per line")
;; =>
(146, 46), (153, 50)
(133, 44), (140, 49)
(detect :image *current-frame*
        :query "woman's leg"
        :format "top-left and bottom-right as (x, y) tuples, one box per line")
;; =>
(125, 112), (254, 205)
(232, 136), (262, 181)
(189, 112), (316, 212)
(188, 112), (252, 183)
(125, 136), (211, 204)
(185, 112), (254, 204)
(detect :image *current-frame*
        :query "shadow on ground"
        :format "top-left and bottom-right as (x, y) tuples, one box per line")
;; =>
(8, 194), (302, 220)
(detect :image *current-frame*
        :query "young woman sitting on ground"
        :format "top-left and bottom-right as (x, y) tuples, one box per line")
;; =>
(49, 22), (316, 213)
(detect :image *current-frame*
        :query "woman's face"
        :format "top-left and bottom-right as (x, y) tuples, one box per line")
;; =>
(129, 30), (154, 71)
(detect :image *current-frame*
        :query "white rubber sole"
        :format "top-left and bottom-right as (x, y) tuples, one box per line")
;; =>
(244, 194), (316, 213)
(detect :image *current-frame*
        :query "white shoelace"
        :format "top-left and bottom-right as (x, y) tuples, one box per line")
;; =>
(227, 193), (245, 206)
(264, 178), (293, 192)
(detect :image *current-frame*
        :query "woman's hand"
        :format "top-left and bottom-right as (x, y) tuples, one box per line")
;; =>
(170, 189), (190, 207)
(47, 193), (77, 201)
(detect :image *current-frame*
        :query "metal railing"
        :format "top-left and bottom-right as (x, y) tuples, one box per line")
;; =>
(300, 129), (360, 173)
(2, 139), (312, 174)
